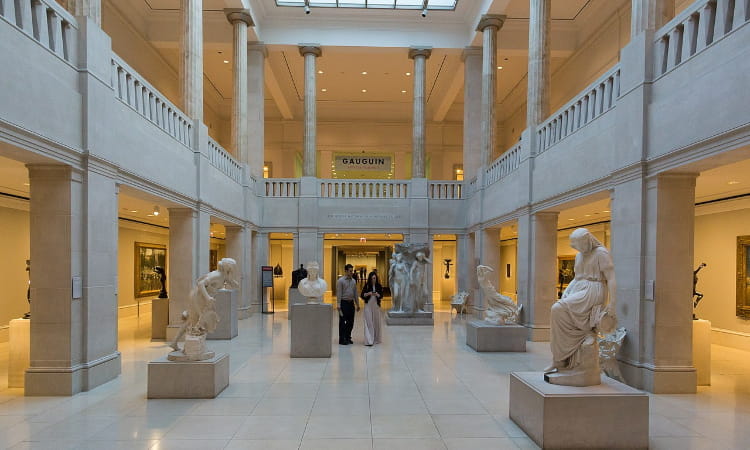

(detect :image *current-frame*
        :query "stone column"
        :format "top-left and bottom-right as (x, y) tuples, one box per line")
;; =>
(167, 208), (209, 325)
(225, 225), (250, 319)
(181, 0), (203, 121)
(25, 165), (120, 395)
(409, 47), (432, 178)
(299, 44), (322, 177)
(71, 0), (101, 25)
(456, 233), (475, 296)
(248, 42), (267, 179)
(527, 0), (551, 129)
(477, 15), (506, 166)
(224, 9), (253, 163)
(462, 47), (482, 182)
(631, 0), (675, 36)
(254, 231), (270, 313)
(516, 211), (558, 341)
(474, 227), (501, 316)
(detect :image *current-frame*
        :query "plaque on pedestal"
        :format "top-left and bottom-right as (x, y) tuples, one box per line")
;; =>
(509, 371), (649, 449)
(466, 320), (526, 352)
(291, 303), (332, 358)
(151, 297), (169, 340)
(385, 310), (433, 326)
(8, 318), (30, 388)
(147, 353), (229, 398)
(207, 289), (238, 340)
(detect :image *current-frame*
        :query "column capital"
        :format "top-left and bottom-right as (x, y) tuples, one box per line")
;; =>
(461, 46), (482, 61)
(408, 47), (432, 59)
(299, 44), (322, 57)
(248, 41), (268, 57)
(224, 8), (254, 27)
(476, 14), (506, 32)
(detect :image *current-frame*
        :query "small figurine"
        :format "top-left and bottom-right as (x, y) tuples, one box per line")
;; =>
(693, 262), (707, 320)
(154, 266), (168, 299)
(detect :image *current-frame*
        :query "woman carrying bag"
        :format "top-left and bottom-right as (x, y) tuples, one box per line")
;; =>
(361, 271), (383, 346)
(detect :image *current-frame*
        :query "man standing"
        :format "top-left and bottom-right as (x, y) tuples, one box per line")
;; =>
(337, 263), (360, 345)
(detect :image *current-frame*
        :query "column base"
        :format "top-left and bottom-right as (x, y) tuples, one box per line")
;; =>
(25, 351), (121, 396)
(524, 324), (550, 342)
(619, 360), (697, 394)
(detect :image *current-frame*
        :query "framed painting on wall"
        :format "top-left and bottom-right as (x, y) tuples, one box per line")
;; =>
(134, 242), (167, 298)
(737, 235), (750, 319)
(558, 256), (575, 299)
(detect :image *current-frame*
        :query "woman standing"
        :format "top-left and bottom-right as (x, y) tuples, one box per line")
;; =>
(361, 271), (383, 346)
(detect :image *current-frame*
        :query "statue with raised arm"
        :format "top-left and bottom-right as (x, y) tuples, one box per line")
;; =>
(476, 265), (522, 325)
(297, 261), (327, 303)
(169, 257), (239, 361)
(693, 262), (707, 319)
(545, 228), (617, 387)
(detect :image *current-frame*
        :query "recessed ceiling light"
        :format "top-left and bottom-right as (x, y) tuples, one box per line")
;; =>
(585, 214), (591, 217)
(728, 180), (740, 185)
(361, 71), (367, 75)
(361, 89), (367, 93)
(223, 60), (229, 64)
(147, 214), (154, 217)
(130, 210), (138, 213)
(321, 88), (327, 92)
(23, 182), (30, 186)
(401, 90), (407, 93)
(497, 66), (503, 69)
(603, 210), (610, 213)
(568, 218), (575, 221)
(406, 72), (411, 76)
(318, 70), (324, 74)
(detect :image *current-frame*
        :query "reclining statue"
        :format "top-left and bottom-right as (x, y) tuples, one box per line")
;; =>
(477, 265), (522, 325)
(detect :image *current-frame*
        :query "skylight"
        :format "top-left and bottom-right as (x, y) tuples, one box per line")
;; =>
(276, 0), (458, 11)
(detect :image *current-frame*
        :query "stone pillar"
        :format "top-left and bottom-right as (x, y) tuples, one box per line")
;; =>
(225, 225), (250, 319)
(254, 231), (270, 313)
(225, 9), (253, 163)
(181, 0), (203, 121)
(25, 165), (121, 395)
(477, 15), (506, 166)
(409, 47), (432, 178)
(71, 0), (101, 26)
(167, 208), (209, 324)
(462, 46), (482, 182)
(527, 0), (551, 129)
(474, 227), (501, 316)
(248, 42), (267, 179)
(299, 44), (322, 177)
(516, 211), (558, 341)
(456, 233), (475, 296)
(631, 0), (675, 36)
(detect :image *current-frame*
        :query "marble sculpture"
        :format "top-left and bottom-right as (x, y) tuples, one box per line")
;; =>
(297, 261), (327, 303)
(451, 291), (469, 315)
(389, 243), (431, 315)
(545, 228), (617, 387)
(388, 252), (409, 312)
(169, 257), (239, 361)
(476, 265), (522, 324)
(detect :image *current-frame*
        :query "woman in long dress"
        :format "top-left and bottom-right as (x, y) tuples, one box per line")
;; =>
(547, 228), (617, 372)
(361, 271), (383, 346)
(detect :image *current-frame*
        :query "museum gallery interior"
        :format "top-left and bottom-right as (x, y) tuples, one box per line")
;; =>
(1, 0), (750, 448)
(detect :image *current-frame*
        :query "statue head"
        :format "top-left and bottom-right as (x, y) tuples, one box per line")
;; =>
(476, 264), (493, 279)
(307, 261), (320, 280)
(569, 228), (602, 253)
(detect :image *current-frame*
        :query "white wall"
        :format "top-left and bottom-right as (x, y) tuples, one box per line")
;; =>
(0, 204), (30, 341)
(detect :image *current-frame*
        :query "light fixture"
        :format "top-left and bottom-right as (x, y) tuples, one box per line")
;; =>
(401, 90), (407, 93)
(321, 88), (327, 92)
(361, 89), (367, 93)
(603, 210), (610, 213)
(406, 72), (411, 76)
(361, 71), (368, 75)
(421, 7), (427, 17)
(568, 218), (575, 221)
(153, 205), (160, 216)
(318, 70), (324, 74)
(497, 66), (503, 70)
(728, 180), (740, 185)
(304, 1), (311, 14)
(129, 209), (138, 213)
(360, 236), (366, 243)
(223, 60), (229, 64)
(443, 259), (452, 279)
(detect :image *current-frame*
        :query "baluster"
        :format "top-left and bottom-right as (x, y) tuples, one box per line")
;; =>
(715, 0), (733, 36)
(125, 74), (134, 106)
(18, 0), (33, 34)
(683, 14), (699, 60)
(132, 81), (141, 113)
(668, 26), (684, 70)
(48, 11), (64, 58)
(117, 68), (126, 100)
(588, 91), (597, 120)
(166, 108), (173, 135)
(734, 0), (748, 24)
(602, 79), (612, 110)
(696, 1), (717, 50)
(613, 71), (621, 100)
(2, 0), (18, 26)
(655, 35), (669, 76)
(31, 0), (48, 45)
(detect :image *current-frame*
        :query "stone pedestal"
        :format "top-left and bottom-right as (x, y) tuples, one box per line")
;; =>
(287, 288), (306, 320)
(147, 353), (229, 398)
(207, 289), (238, 340)
(291, 303), (332, 358)
(8, 318), (30, 388)
(386, 311), (434, 326)
(151, 297), (169, 340)
(509, 371), (649, 449)
(693, 319), (711, 386)
(466, 320), (526, 352)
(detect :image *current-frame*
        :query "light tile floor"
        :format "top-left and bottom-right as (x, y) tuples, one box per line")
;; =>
(0, 310), (748, 449)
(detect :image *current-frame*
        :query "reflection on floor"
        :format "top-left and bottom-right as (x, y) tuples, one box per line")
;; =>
(0, 311), (748, 449)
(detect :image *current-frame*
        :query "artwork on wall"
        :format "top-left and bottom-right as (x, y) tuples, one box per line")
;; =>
(737, 236), (750, 319)
(134, 242), (167, 298)
(557, 256), (575, 299)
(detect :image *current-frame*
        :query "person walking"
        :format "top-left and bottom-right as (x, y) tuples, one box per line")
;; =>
(336, 264), (359, 345)
(361, 271), (383, 346)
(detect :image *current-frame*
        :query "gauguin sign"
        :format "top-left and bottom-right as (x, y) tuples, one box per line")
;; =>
(332, 152), (394, 179)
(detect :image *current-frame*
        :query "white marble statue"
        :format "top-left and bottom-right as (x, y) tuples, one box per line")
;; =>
(388, 252), (409, 312)
(545, 228), (617, 387)
(451, 291), (470, 315)
(169, 257), (239, 361)
(297, 261), (327, 303)
(476, 265), (522, 324)
(408, 251), (432, 313)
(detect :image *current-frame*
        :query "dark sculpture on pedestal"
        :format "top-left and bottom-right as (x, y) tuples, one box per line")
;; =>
(291, 264), (307, 289)
(23, 259), (31, 319)
(693, 262), (707, 320)
(154, 266), (168, 299)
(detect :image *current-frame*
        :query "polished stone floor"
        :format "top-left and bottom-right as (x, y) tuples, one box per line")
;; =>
(0, 308), (749, 449)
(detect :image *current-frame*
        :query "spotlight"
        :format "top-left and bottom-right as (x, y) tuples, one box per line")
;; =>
(153, 205), (160, 216)
(421, 8), (427, 17)
(304, 4), (310, 14)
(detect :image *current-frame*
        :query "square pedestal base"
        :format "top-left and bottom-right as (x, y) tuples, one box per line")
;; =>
(291, 303), (332, 358)
(386, 311), (434, 326)
(287, 288), (306, 320)
(8, 318), (30, 388)
(509, 371), (648, 449)
(466, 320), (526, 352)
(151, 297), (169, 340)
(147, 353), (229, 398)
(207, 289), (238, 340)
(693, 319), (711, 385)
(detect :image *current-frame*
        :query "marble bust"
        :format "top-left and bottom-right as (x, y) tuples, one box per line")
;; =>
(297, 261), (327, 303)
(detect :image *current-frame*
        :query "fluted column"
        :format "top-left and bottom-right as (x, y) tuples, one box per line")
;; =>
(462, 47), (482, 182)
(181, 0), (203, 121)
(71, 0), (101, 25)
(477, 15), (505, 166)
(527, 0), (551, 129)
(409, 47), (432, 178)
(631, 0), (674, 36)
(225, 9), (253, 163)
(248, 42), (267, 179)
(299, 44), (322, 177)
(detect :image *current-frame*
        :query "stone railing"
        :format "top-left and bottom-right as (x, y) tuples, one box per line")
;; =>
(429, 181), (463, 199)
(537, 64), (621, 154)
(654, 0), (749, 78)
(264, 179), (299, 197)
(111, 54), (193, 147)
(486, 141), (522, 186)
(320, 180), (409, 199)
(0, 0), (77, 65)
(207, 138), (242, 183)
